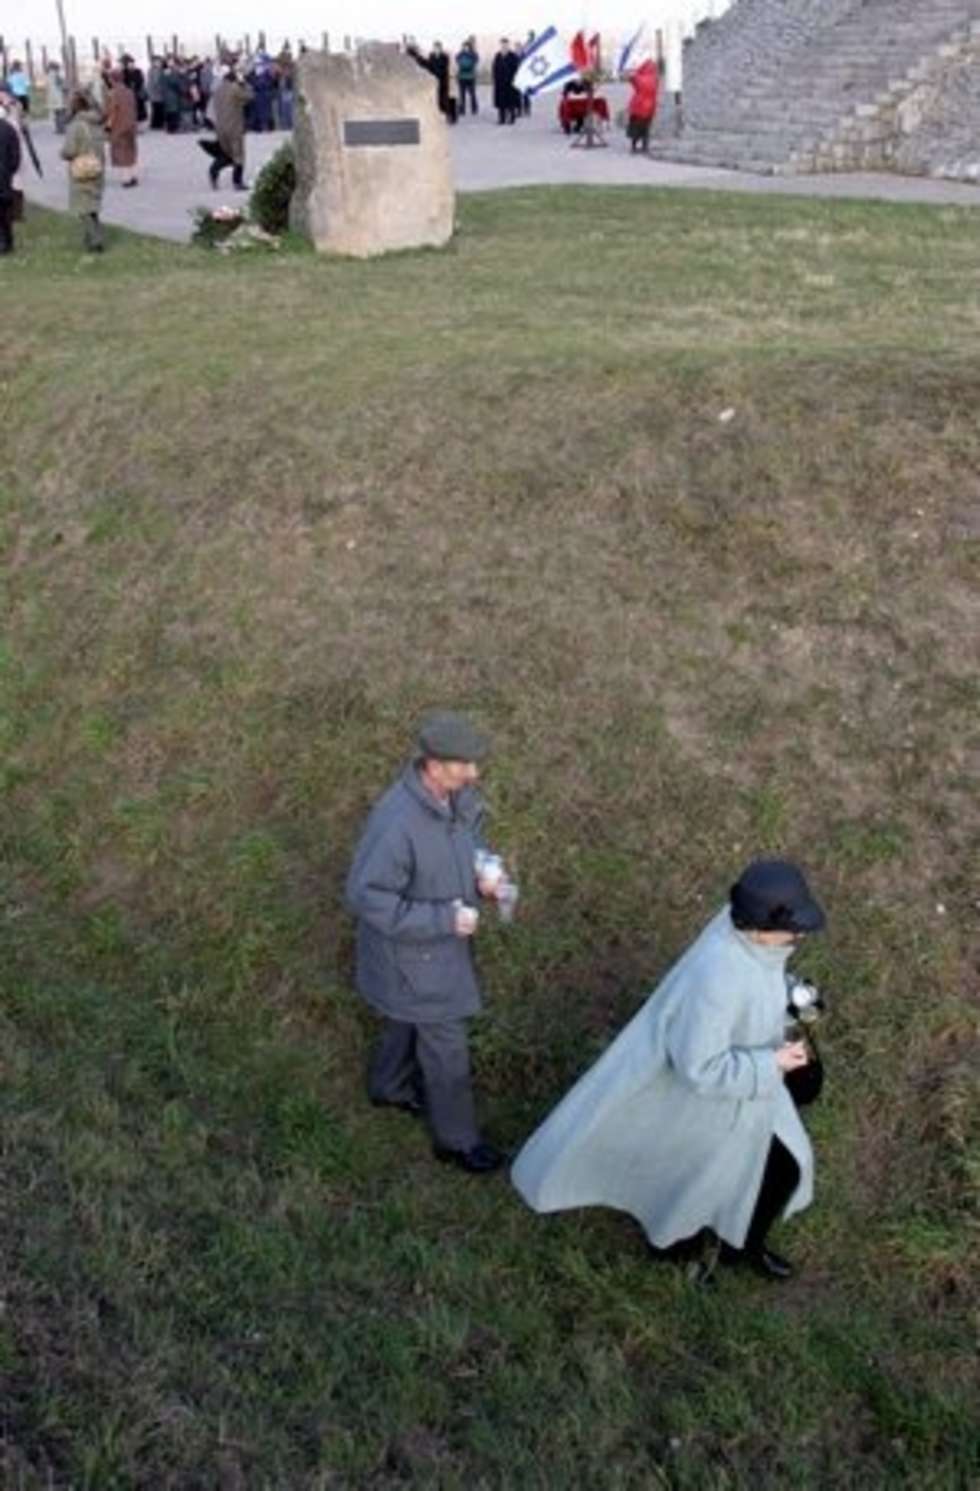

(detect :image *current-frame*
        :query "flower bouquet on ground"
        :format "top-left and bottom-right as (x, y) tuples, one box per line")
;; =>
(190, 204), (245, 247)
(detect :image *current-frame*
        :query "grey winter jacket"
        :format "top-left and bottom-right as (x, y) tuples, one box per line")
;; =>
(346, 766), (487, 1022)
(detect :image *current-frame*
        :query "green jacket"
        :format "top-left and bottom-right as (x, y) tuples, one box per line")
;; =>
(61, 110), (105, 214)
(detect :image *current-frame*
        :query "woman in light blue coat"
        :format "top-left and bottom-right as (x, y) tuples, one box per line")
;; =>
(511, 860), (826, 1281)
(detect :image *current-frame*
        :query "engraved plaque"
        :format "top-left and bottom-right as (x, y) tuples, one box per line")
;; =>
(343, 118), (421, 148)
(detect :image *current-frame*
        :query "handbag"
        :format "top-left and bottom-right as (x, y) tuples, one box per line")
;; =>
(784, 1027), (824, 1107)
(70, 152), (103, 183)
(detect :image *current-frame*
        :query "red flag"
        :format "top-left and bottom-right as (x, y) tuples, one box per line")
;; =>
(570, 30), (590, 71)
(588, 32), (602, 72)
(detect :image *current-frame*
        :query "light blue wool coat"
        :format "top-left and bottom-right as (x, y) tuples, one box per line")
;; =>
(511, 908), (813, 1249)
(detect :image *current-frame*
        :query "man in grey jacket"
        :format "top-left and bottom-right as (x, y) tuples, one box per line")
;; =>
(346, 711), (507, 1174)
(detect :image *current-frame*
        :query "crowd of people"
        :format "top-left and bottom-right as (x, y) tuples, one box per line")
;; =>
(0, 47), (289, 252)
(1, 37), (665, 256)
(405, 35), (537, 125)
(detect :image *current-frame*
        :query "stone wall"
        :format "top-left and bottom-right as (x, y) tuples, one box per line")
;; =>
(788, 22), (980, 179)
(652, 0), (980, 177)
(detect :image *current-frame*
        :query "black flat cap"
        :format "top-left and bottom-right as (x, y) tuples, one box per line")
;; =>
(730, 859), (826, 934)
(416, 710), (490, 763)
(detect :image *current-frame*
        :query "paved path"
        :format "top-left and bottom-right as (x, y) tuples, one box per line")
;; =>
(23, 86), (980, 242)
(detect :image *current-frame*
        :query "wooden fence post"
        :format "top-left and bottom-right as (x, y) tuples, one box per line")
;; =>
(68, 35), (78, 87)
(25, 39), (35, 81)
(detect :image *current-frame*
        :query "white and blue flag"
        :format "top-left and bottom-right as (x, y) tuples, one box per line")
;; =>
(617, 21), (653, 76)
(514, 25), (577, 97)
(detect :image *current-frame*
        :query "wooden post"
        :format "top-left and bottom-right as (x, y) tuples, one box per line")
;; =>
(42, 44), (49, 71)
(0, 37), (7, 80)
(68, 35), (78, 88)
(215, 33), (222, 57)
(25, 39), (35, 82)
(172, 33), (179, 58)
(321, 32), (329, 52)
(244, 33), (251, 56)
(258, 29), (266, 50)
(92, 36), (99, 61)
(146, 34), (153, 62)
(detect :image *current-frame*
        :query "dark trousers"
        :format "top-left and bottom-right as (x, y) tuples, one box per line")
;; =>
(744, 1137), (800, 1253)
(82, 213), (103, 252)
(165, 111), (180, 134)
(209, 151), (244, 188)
(150, 101), (165, 129)
(0, 197), (13, 253)
(369, 1017), (479, 1152)
(459, 78), (477, 114)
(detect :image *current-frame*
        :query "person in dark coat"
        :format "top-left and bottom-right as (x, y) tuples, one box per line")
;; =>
(247, 53), (276, 132)
(161, 60), (183, 133)
(120, 54), (147, 124)
(0, 99), (23, 254)
(147, 57), (165, 130)
(407, 41), (454, 120)
(345, 712), (512, 1174)
(492, 39), (520, 125)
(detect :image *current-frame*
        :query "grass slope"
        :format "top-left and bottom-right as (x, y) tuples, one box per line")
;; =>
(1, 192), (978, 1490)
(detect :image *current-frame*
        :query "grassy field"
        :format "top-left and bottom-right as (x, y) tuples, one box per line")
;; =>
(1, 190), (978, 1490)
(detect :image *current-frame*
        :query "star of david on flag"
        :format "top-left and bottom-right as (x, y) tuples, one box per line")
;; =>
(514, 25), (578, 97)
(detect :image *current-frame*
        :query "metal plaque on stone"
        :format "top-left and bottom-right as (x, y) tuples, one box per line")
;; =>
(343, 118), (421, 148)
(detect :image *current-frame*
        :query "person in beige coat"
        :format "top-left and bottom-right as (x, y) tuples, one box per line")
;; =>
(60, 91), (106, 251)
(105, 70), (138, 188)
(208, 68), (252, 190)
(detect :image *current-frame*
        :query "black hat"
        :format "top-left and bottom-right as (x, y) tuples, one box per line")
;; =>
(730, 859), (826, 934)
(416, 710), (489, 763)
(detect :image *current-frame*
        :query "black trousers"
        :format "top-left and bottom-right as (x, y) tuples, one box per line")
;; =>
(744, 1137), (800, 1253)
(0, 197), (13, 253)
(459, 78), (477, 114)
(209, 150), (244, 188)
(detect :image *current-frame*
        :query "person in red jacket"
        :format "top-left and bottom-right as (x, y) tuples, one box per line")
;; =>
(626, 58), (659, 154)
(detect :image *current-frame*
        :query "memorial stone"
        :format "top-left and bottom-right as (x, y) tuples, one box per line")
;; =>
(291, 47), (454, 258)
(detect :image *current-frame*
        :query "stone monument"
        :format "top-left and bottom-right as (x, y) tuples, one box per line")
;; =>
(291, 47), (454, 258)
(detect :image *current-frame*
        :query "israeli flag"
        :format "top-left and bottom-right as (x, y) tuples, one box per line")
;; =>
(514, 25), (578, 97)
(617, 22), (652, 75)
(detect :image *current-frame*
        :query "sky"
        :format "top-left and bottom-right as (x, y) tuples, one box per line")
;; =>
(21, 0), (729, 58)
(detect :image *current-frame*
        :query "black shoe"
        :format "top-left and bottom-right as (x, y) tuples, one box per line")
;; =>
(370, 1096), (425, 1118)
(433, 1141), (506, 1174)
(745, 1247), (794, 1281)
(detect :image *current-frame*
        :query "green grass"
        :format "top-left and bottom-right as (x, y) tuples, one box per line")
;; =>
(1, 190), (978, 1489)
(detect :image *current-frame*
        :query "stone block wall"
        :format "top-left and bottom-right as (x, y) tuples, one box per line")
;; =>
(790, 23), (980, 180)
